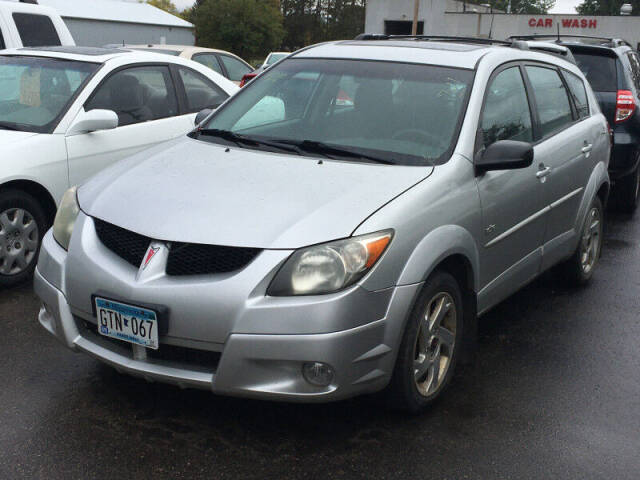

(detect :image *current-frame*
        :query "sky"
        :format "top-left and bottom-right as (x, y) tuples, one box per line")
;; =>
(172, 0), (196, 10)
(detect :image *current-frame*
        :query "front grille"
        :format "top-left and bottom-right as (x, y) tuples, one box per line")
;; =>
(93, 218), (261, 275)
(166, 242), (261, 276)
(94, 218), (150, 268)
(77, 319), (221, 372)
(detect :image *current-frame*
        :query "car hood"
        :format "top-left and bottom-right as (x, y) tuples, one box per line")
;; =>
(79, 137), (433, 249)
(0, 130), (39, 146)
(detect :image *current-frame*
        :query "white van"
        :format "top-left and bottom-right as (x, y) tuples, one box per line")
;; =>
(0, 1), (74, 49)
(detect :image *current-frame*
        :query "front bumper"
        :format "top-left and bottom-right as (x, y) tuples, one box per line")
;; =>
(35, 223), (421, 402)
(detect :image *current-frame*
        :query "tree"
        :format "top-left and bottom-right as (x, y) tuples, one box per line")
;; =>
(576, 0), (640, 15)
(193, 0), (285, 60)
(487, 0), (556, 14)
(144, 0), (179, 15)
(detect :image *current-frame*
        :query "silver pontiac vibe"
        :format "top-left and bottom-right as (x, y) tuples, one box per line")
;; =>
(34, 38), (610, 411)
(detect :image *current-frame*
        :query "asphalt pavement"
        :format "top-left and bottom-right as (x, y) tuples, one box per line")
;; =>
(1, 210), (639, 479)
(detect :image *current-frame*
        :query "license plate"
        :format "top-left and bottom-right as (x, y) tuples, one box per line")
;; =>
(94, 297), (159, 350)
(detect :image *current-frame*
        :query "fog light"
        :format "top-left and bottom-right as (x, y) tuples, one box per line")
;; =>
(302, 362), (334, 387)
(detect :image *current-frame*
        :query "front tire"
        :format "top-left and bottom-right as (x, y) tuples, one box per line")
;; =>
(386, 271), (464, 413)
(0, 190), (47, 288)
(561, 196), (604, 286)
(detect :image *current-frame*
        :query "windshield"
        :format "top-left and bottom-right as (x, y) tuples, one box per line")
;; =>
(0, 56), (98, 133)
(573, 52), (617, 92)
(266, 53), (288, 65)
(202, 59), (473, 165)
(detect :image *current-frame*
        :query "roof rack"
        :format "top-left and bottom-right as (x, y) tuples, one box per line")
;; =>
(508, 34), (631, 48)
(354, 33), (513, 46)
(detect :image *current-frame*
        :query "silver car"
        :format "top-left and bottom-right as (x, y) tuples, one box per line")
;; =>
(34, 37), (610, 411)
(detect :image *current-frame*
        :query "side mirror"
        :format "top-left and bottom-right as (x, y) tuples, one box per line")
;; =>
(475, 140), (534, 173)
(67, 109), (118, 136)
(195, 108), (213, 126)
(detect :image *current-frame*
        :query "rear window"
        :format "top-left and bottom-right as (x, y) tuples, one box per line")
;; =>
(572, 52), (617, 92)
(12, 13), (61, 48)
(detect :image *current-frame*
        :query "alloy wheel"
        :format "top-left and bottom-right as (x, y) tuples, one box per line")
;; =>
(580, 206), (602, 275)
(413, 292), (457, 397)
(0, 208), (39, 276)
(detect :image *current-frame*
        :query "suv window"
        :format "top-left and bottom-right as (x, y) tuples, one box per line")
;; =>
(12, 13), (61, 47)
(573, 52), (617, 92)
(192, 53), (224, 76)
(219, 54), (251, 82)
(481, 67), (533, 147)
(526, 66), (574, 137)
(86, 66), (178, 127)
(564, 71), (590, 119)
(626, 51), (640, 92)
(178, 67), (228, 113)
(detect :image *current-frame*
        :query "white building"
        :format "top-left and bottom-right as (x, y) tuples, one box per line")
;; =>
(365, 0), (640, 49)
(35, 0), (194, 47)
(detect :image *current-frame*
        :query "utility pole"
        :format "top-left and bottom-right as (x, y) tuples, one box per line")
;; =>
(412, 0), (420, 35)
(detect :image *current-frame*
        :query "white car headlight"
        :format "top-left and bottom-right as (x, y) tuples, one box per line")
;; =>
(268, 230), (393, 296)
(52, 187), (80, 250)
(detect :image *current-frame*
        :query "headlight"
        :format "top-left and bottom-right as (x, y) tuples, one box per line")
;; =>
(52, 187), (80, 250)
(268, 230), (393, 296)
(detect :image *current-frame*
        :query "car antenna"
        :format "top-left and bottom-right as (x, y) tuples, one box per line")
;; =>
(488, 14), (494, 39)
(557, 23), (560, 43)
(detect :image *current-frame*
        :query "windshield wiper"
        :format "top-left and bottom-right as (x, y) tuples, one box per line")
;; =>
(196, 129), (303, 155)
(274, 139), (396, 165)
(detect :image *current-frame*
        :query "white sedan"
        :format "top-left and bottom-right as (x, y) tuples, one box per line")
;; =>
(0, 46), (238, 287)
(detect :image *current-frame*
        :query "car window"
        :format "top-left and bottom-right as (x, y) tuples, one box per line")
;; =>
(564, 71), (590, 119)
(206, 58), (473, 165)
(219, 55), (252, 82)
(626, 52), (640, 92)
(525, 66), (574, 138)
(86, 66), (178, 127)
(0, 56), (97, 133)
(0, 28), (5, 50)
(178, 67), (228, 113)
(481, 67), (533, 148)
(192, 53), (224, 76)
(12, 13), (61, 47)
(572, 52), (617, 92)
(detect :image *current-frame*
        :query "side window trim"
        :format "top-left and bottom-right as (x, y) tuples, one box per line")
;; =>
(172, 64), (229, 114)
(521, 61), (579, 144)
(475, 61), (536, 157)
(84, 62), (179, 126)
(560, 68), (591, 121)
(214, 54), (231, 79)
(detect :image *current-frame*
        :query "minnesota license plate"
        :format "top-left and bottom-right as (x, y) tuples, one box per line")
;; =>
(94, 297), (159, 350)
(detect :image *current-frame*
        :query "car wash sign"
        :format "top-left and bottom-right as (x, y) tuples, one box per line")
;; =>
(528, 17), (598, 29)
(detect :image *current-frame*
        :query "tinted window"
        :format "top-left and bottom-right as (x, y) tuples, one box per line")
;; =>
(219, 55), (251, 82)
(626, 52), (640, 92)
(178, 67), (228, 113)
(564, 71), (590, 119)
(86, 66), (178, 127)
(12, 13), (61, 47)
(481, 67), (533, 147)
(526, 66), (574, 137)
(573, 52), (617, 92)
(192, 53), (224, 76)
(0, 56), (97, 133)
(205, 59), (473, 165)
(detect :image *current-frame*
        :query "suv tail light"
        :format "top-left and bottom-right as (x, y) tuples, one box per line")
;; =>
(615, 90), (636, 123)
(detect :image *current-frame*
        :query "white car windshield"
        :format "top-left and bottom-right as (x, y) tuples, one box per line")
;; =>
(201, 58), (473, 166)
(0, 56), (98, 133)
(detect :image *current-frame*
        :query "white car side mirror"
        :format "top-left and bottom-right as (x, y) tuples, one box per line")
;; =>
(67, 109), (118, 136)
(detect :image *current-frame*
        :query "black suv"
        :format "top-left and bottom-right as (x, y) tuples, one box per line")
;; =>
(511, 35), (640, 211)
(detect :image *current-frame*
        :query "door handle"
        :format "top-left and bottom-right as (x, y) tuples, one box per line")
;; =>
(536, 166), (551, 179)
(581, 143), (593, 156)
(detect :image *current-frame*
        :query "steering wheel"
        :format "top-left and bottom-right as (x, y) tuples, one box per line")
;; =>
(391, 128), (441, 146)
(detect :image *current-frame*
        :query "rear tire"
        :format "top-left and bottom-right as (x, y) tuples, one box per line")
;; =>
(615, 161), (640, 213)
(385, 271), (464, 413)
(0, 190), (47, 288)
(561, 196), (604, 286)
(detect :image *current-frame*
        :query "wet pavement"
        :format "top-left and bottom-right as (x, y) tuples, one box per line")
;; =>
(1, 211), (639, 479)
